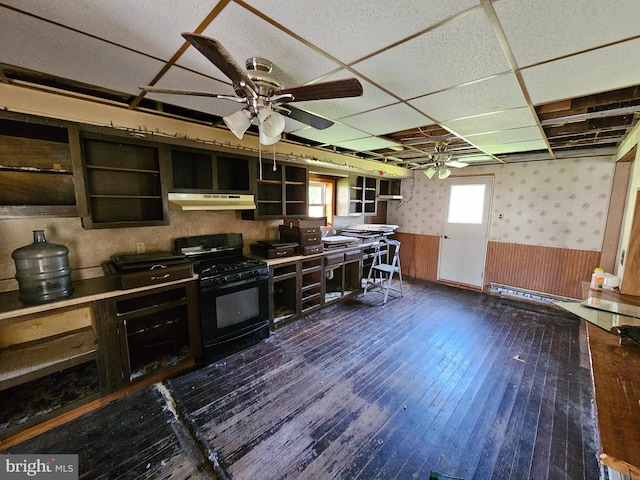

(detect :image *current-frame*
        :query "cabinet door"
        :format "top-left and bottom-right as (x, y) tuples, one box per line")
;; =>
(80, 133), (169, 228)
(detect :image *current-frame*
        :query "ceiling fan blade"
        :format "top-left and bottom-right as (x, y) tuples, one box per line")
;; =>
(275, 78), (363, 102)
(181, 32), (258, 97)
(447, 160), (469, 168)
(285, 105), (334, 130)
(409, 162), (436, 170)
(138, 85), (245, 102)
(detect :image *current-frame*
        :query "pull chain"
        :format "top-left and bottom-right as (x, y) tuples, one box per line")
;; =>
(273, 144), (277, 171)
(259, 141), (263, 180)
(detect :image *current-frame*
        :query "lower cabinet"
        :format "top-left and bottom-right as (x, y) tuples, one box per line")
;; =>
(0, 302), (104, 437)
(0, 278), (200, 439)
(269, 249), (362, 328)
(96, 280), (200, 389)
(324, 249), (362, 304)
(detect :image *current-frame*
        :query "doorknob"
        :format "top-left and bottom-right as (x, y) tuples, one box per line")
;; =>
(443, 235), (449, 239)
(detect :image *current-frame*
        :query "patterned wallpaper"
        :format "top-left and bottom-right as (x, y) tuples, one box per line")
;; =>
(387, 158), (615, 251)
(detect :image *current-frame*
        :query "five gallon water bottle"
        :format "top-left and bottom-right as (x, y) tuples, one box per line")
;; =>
(12, 230), (74, 304)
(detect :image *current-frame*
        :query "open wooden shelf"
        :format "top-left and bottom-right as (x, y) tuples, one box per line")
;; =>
(0, 327), (98, 391)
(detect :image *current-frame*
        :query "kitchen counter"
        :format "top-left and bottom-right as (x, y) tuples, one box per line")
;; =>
(0, 274), (198, 322)
(252, 240), (378, 267)
(558, 284), (640, 478)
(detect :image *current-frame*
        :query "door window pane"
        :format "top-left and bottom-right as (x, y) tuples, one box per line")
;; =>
(447, 184), (486, 224)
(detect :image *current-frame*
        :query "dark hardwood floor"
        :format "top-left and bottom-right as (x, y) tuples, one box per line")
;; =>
(5, 280), (601, 479)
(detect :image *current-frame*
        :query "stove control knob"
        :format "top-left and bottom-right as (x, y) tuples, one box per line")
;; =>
(220, 276), (228, 284)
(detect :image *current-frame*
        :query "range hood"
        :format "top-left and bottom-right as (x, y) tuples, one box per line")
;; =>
(168, 193), (256, 211)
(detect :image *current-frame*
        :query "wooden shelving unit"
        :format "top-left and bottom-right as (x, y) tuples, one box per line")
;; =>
(0, 115), (78, 218)
(300, 258), (323, 315)
(0, 304), (99, 393)
(243, 162), (308, 220)
(337, 175), (379, 216)
(378, 178), (402, 200)
(79, 135), (168, 229)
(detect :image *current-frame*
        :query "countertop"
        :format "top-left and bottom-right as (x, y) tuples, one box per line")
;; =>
(253, 241), (378, 267)
(560, 283), (640, 477)
(0, 275), (198, 323)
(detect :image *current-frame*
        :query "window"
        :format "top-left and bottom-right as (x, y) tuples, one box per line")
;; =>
(308, 175), (334, 224)
(447, 184), (486, 224)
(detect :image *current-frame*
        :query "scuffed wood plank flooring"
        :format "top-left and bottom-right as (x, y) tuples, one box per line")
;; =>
(6, 280), (600, 479)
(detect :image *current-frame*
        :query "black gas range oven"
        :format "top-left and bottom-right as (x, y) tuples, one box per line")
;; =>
(175, 233), (270, 360)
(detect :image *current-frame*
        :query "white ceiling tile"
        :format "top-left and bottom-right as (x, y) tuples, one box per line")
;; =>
(495, 0), (640, 67)
(0, 11), (166, 95)
(483, 140), (548, 155)
(522, 38), (640, 104)
(182, 3), (340, 88)
(291, 123), (369, 144)
(243, 0), (481, 64)
(1, 0), (213, 60)
(410, 73), (528, 122)
(352, 8), (511, 99)
(467, 126), (544, 147)
(340, 103), (429, 136)
(443, 107), (538, 137)
(333, 137), (400, 152)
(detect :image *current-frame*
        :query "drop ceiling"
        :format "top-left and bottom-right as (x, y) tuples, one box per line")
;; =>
(1, 0), (640, 167)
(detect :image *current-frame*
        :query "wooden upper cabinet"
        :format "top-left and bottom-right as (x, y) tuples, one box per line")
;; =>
(336, 175), (378, 216)
(242, 161), (308, 220)
(76, 129), (169, 229)
(169, 147), (251, 193)
(0, 116), (78, 218)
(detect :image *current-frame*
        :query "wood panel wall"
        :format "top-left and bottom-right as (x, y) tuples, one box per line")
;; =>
(394, 232), (601, 299)
(393, 232), (439, 281)
(485, 242), (601, 299)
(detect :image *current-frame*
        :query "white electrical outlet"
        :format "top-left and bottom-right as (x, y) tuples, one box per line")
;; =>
(136, 242), (145, 254)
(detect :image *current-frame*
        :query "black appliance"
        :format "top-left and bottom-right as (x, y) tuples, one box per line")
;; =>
(174, 233), (269, 360)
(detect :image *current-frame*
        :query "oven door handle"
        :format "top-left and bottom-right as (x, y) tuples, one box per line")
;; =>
(200, 274), (268, 290)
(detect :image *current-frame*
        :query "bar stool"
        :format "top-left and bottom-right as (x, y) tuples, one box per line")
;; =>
(363, 239), (403, 304)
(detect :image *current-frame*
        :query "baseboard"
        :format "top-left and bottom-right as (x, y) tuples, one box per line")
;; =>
(489, 282), (578, 305)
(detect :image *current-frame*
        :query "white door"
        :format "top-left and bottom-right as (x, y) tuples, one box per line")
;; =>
(438, 176), (493, 287)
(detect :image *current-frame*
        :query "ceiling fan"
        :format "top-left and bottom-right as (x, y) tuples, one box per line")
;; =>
(411, 142), (468, 179)
(139, 32), (364, 145)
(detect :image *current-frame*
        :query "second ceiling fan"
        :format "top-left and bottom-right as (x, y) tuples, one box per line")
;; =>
(411, 142), (469, 179)
(140, 33), (364, 145)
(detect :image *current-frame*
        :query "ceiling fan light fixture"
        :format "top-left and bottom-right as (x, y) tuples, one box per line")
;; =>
(223, 109), (252, 139)
(257, 107), (286, 145)
(424, 166), (437, 179)
(258, 108), (286, 135)
(259, 130), (281, 145)
(439, 167), (452, 179)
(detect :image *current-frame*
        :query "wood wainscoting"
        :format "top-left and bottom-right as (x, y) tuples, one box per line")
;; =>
(394, 232), (600, 299)
(485, 242), (601, 299)
(393, 231), (439, 281)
